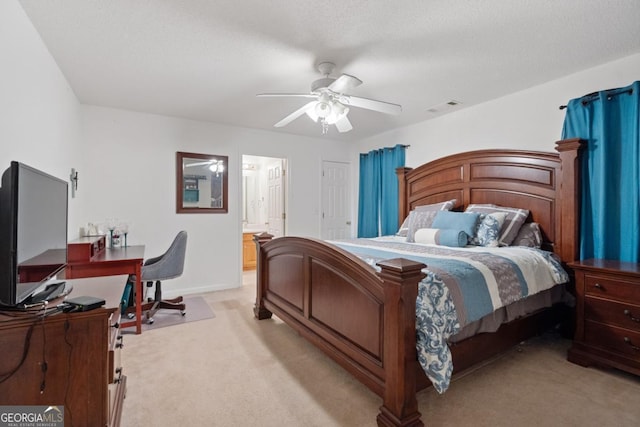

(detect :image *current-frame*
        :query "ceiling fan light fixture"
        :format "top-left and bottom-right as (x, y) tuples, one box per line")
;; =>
(209, 160), (225, 175)
(314, 101), (331, 118)
(325, 101), (349, 125)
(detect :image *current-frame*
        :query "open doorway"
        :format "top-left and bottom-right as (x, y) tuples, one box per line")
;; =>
(241, 155), (287, 271)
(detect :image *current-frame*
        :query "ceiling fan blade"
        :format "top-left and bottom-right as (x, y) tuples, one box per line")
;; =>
(328, 74), (362, 93)
(257, 93), (317, 99)
(342, 95), (402, 115)
(274, 101), (318, 127)
(334, 115), (353, 133)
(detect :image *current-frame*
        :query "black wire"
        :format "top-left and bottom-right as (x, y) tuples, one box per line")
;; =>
(0, 306), (63, 385)
(0, 318), (38, 384)
(63, 319), (74, 425)
(40, 314), (47, 394)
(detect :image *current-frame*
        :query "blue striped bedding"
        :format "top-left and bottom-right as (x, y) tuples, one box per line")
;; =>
(328, 236), (568, 393)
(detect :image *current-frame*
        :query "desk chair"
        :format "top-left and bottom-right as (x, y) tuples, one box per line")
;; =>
(133, 231), (188, 324)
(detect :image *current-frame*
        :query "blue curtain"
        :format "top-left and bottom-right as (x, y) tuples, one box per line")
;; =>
(380, 145), (406, 235)
(357, 144), (406, 237)
(358, 150), (381, 237)
(561, 81), (640, 262)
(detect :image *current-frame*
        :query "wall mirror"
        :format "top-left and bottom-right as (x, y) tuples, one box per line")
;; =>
(176, 151), (228, 214)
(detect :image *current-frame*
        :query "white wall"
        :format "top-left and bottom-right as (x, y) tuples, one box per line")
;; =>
(357, 53), (640, 168)
(80, 106), (353, 295)
(0, 1), (83, 230)
(5, 0), (639, 295)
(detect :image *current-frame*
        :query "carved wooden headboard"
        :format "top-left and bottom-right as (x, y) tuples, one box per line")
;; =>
(396, 139), (584, 264)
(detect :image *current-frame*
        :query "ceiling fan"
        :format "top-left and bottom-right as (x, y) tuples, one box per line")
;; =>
(257, 62), (402, 135)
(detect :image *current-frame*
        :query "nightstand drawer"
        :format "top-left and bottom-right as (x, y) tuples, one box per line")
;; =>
(585, 297), (640, 332)
(569, 259), (640, 376)
(584, 274), (639, 303)
(585, 321), (640, 359)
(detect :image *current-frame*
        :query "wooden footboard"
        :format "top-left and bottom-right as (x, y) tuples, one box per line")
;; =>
(253, 233), (571, 426)
(253, 234), (426, 426)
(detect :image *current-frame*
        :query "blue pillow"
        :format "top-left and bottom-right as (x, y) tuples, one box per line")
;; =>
(431, 211), (480, 242)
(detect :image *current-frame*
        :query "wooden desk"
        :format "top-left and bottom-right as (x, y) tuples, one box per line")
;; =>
(0, 276), (127, 427)
(65, 245), (145, 334)
(17, 248), (66, 283)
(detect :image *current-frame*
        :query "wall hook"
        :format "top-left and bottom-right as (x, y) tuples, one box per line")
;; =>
(70, 168), (78, 198)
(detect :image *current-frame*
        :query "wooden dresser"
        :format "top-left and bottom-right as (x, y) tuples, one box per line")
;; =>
(0, 276), (127, 426)
(568, 259), (640, 376)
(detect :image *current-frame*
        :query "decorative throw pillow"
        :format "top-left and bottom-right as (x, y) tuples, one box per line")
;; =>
(511, 222), (543, 248)
(464, 204), (530, 246)
(414, 228), (468, 247)
(472, 212), (508, 247)
(396, 216), (411, 237)
(431, 210), (481, 243)
(401, 199), (457, 240)
(414, 199), (457, 212)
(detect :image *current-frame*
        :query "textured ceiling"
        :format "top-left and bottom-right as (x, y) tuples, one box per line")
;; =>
(18, 0), (640, 141)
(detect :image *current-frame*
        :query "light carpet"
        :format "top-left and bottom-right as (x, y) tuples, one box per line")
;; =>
(120, 272), (640, 427)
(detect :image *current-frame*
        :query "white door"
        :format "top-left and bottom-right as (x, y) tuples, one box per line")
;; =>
(267, 159), (285, 237)
(321, 161), (351, 239)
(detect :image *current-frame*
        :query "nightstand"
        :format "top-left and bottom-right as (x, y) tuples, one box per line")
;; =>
(568, 259), (640, 376)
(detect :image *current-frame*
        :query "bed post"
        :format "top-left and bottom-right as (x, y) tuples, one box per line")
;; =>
(555, 138), (584, 263)
(376, 258), (426, 427)
(253, 232), (274, 320)
(396, 167), (412, 228)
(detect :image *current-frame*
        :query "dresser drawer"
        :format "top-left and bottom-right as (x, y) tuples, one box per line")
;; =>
(584, 274), (640, 303)
(108, 312), (124, 384)
(585, 297), (640, 332)
(585, 321), (640, 359)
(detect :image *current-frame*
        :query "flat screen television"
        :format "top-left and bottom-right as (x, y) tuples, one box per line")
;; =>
(0, 161), (68, 307)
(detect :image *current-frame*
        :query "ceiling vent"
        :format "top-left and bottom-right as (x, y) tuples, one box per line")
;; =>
(426, 100), (463, 114)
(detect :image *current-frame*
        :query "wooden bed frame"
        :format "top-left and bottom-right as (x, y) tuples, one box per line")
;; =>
(253, 138), (584, 427)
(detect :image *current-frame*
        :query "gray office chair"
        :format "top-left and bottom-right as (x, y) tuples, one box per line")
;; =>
(129, 231), (188, 324)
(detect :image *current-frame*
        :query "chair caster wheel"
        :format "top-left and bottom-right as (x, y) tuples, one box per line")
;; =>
(181, 311), (186, 316)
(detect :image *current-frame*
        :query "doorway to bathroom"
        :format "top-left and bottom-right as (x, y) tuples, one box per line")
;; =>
(241, 155), (287, 270)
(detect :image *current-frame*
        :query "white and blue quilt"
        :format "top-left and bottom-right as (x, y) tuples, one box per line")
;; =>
(329, 237), (568, 393)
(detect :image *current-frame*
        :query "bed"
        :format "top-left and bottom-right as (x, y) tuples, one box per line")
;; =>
(253, 138), (583, 427)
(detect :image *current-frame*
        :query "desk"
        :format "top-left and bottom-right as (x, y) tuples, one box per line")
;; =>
(17, 248), (66, 283)
(65, 245), (145, 334)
